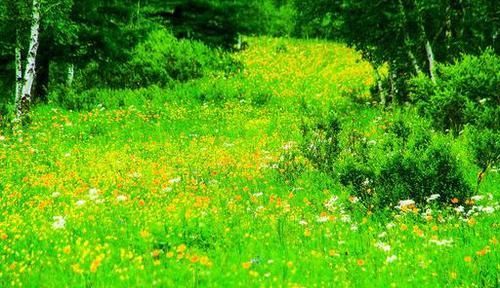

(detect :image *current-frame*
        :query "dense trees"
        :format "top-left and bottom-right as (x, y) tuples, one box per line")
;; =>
(294, 0), (498, 102)
(0, 0), (498, 117)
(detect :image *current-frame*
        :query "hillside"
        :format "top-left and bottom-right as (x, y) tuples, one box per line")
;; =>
(0, 38), (498, 287)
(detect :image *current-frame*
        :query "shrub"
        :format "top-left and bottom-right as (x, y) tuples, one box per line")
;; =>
(128, 29), (242, 88)
(300, 112), (342, 173)
(409, 50), (499, 133)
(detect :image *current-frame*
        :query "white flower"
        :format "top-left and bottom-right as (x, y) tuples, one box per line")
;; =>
(52, 216), (66, 230)
(88, 188), (99, 200)
(52, 191), (61, 198)
(378, 232), (387, 238)
(340, 215), (351, 223)
(299, 220), (308, 226)
(386, 255), (397, 263)
(471, 195), (484, 201)
(396, 199), (415, 210)
(253, 192), (263, 197)
(386, 222), (396, 229)
(168, 177), (181, 184)
(316, 216), (329, 223)
(426, 194), (440, 202)
(375, 242), (391, 252)
(116, 195), (127, 202)
(0, 135), (5, 141)
(429, 239), (453, 247)
(454, 206), (465, 213)
(76, 200), (86, 206)
(350, 225), (358, 231)
(481, 206), (495, 214)
(324, 196), (339, 210)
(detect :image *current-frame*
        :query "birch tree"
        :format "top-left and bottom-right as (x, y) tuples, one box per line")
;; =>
(15, 0), (41, 119)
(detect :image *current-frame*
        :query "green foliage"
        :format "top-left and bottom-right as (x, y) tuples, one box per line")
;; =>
(300, 113), (342, 173)
(467, 128), (500, 170)
(128, 29), (241, 88)
(409, 50), (500, 133)
(339, 122), (472, 209)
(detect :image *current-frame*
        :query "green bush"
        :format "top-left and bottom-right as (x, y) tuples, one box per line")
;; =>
(409, 50), (499, 133)
(300, 112), (342, 173)
(128, 29), (242, 88)
(338, 126), (472, 209)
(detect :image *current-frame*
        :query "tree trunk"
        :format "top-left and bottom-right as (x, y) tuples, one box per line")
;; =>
(67, 63), (74, 87)
(407, 50), (422, 75)
(14, 46), (23, 116)
(397, 0), (422, 75)
(425, 40), (436, 83)
(18, 0), (41, 118)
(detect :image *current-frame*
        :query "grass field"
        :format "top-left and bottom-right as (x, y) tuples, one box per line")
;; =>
(0, 37), (498, 287)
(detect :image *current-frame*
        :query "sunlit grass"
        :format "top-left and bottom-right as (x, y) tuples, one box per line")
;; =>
(0, 37), (498, 287)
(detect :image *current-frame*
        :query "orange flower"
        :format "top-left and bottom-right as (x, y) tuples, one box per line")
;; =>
(242, 262), (251, 269)
(464, 256), (472, 263)
(176, 244), (187, 253)
(357, 259), (365, 266)
(451, 198), (459, 204)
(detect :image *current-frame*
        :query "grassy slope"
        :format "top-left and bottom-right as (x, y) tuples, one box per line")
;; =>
(0, 37), (498, 287)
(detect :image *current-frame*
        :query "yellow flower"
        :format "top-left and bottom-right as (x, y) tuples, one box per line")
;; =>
(90, 254), (105, 273)
(71, 263), (83, 274)
(63, 245), (71, 255)
(242, 262), (251, 269)
(176, 244), (187, 253)
(464, 256), (472, 263)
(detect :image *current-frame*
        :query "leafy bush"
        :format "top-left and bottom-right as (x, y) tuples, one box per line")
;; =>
(409, 50), (499, 133)
(300, 112), (342, 173)
(128, 29), (242, 88)
(338, 123), (472, 209)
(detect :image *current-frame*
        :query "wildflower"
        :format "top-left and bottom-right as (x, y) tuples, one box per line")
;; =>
(242, 262), (251, 269)
(429, 239), (453, 247)
(324, 195), (338, 210)
(454, 206), (465, 213)
(176, 244), (187, 253)
(426, 194), (440, 202)
(76, 200), (86, 206)
(71, 263), (83, 274)
(396, 199), (415, 210)
(51, 191), (61, 198)
(90, 254), (105, 273)
(88, 188), (99, 200)
(386, 255), (397, 263)
(374, 242), (391, 252)
(386, 222), (396, 229)
(356, 259), (365, 266)
(481, 206), (495, 214)
(451, 198), (459, 204)
(299, 220), (308, 226)
(316, 215), (329, 223)
(52, 216), (66, 230)
(168, 177), (181, 184)
(63, 245), (71, 254)
(464, 256), (472, 263)
(349, 195), (359, 203)
(304, 229), (311, 237)
(0, 135), (5, 141)
(116, 195), (127, 202)
(378, 232), (387, 238)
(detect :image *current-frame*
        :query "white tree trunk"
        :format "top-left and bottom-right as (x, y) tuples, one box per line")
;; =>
(18, 0), (41, 118)
(66, 63), (74, 87)
(425, 40), (436, 83)
(14, 46), (23, 116)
